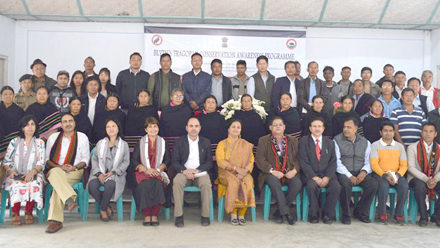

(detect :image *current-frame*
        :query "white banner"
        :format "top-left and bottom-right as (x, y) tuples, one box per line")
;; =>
(144, 26), (306, 78)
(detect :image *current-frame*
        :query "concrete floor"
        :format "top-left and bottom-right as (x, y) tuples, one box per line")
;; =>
(0, 202), (439, 248)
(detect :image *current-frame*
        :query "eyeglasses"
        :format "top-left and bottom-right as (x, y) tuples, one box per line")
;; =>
(173, 95), (184, 99)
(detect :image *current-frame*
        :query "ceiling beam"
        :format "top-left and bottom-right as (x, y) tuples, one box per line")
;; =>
(201, 0), (205, 22)
(138, 0), (148, 22)
(426, 0), (440, 24)
(76, 0), (91, 21)
(318, 0), (328, 22)
(377, 0), (391, 24)
(20, 0), (39, 20)
(260, 0), (266, 20)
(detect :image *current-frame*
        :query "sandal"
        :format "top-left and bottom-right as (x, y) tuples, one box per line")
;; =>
(231, 218), (239, 226)
(12, 213), (21, 226)
(99, 210), (109, 222)
(24, 213), (34, 225)
(238, 217), (246, 226)
(107, 206), (113, 220)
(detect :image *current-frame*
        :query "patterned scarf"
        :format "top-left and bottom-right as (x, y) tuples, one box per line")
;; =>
(417, 139), (439, 200)
(270, 135), (288, 183)
(49, 131), (78, 165)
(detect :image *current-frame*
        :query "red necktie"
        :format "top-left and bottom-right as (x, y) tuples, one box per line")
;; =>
(315, 139), (321, 162)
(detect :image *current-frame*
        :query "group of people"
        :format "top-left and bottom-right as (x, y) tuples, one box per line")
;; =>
(1, 51), (440, 234)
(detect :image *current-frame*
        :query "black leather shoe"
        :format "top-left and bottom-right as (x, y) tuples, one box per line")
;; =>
(201, 217), (210, 226)
(358, 215), (372, 223)
(341, 217), (351, 225)
(418, 218), (428, 227)
(175, 216), (184, 228)
(431, 216), (440, 227)
(284, 214), (296, 225)
(309, 216), (319, 224)
(322, 216), (333, 224)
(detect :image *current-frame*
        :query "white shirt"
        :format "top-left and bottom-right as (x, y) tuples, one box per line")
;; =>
(312, 135), (322, 150)
(421, 85), (435, 101)
(423, 141), (433, 155)
(247, 73), (269, 98)
(88, 94), (98, 124)
(288, 77), (297, 107)
(184, 136), (200, 170)
(45, 131), (90, 166)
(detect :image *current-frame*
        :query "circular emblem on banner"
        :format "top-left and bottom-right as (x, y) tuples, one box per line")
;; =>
(152, 35), (163, 46)
(286, 39), (297, 50)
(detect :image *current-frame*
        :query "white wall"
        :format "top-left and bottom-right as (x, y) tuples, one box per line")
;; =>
(8, 20), (438, 90)
(0, 15), (16, 86)
(431, 28), (440, 86)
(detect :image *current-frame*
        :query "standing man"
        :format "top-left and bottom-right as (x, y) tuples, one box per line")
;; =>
(247, 55), (276, 112)
(49, 71), (75, 114)
(407, 77), (432, 115)
(370, 121), (408, 225)
(182, 53), (212, 111)
(361, 67), (380, 98)
(83, 56), (98, 79)
(172, 117), (213, 227)
(378, 80), (401, 118)
(210, 59), (232, 106)
(116, 52), (150, 111)
(231, 60), (249, 100)
(148, 53), (181, 110)
(293, 61), (304, 81)
(30, 59), (57, 91)
(393, 71), (406, 99)
(407, 123), (440, 227)
(322, 66), (340, 117)
(299, 117), (341, 224)
(45, 114), (90, 233)
(352, 79), (375, 118)
(297, 61), (326, 114)
(337, 66), (352, 98)
(421, 70), (439, 109)
(376, 64), (395, 87)
(271, 61), (299, 110)
(14, 74), (36, 110)
(335, 118), (378, 224)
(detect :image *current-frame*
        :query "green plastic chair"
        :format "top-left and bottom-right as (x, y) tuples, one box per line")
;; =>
(0, 188), (44, 224)
(218, 194), (257, 222)
(129, 195), (170, 221)
(388, 187), (409, 223)
(181, 185), (214, 221)
(351, 185), (377, 222)
(263, 185), (301, 221)
(302, 187), (340, 222)
(44, 182), (86, 222)
(408, 188), (435, 224)
(83, 185), (124, 221)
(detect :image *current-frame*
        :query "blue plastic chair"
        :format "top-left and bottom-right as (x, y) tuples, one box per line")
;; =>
(388, 187), (409, 223)
(408, 188), (435, 224)
(44, 182), (86, 222)
(182, 185), (214, 221)
(217, 194), (257, 222)
(351, 186), (377, 222)
(83, 185), (124, 221)
(263, 185), (301, 221)
(302, 187), (340, 222)
(0, 188), (44, 224)
(129, 195), (170, 221)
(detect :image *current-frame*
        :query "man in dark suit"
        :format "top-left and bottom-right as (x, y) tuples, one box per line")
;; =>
(352, 79), (375, 117)
(172, 117), (213, 227)
(407, 77), (430, 116)
(210, 59), (232, 106)
(297, 61), (327, 114)
(299, 117), (341, 224)
(272, 61), (300, 110)
(80, 76), (106, 124)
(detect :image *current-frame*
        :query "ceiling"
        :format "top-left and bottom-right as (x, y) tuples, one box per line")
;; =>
(1, 0), (440, 30)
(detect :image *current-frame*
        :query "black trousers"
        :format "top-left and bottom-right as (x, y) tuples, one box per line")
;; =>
(337, 173), (378, 219)
(265, 174), (302, 216)
(88, 178), (116, 211)
(409, 178), (440, 220)
(306, 177), (341, 219)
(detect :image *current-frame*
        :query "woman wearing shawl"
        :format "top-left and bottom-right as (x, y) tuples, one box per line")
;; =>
(233, 94), (266, 146)
(92, 93), (126, 144)
(128, 117), (170, 226)
(69, 97), (93, 138)
(362, 100), (389, 143)
(216, 119), (255, 225)
(125, 89), (158, 136)
(266, 92), (301, 136)
(88, 118), (130, 222)
(331, 96), (361, 137)
(2, 115), (45, 225)
(159, 88), (192, 137)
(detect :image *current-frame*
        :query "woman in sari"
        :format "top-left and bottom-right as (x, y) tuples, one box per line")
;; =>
(215, 119), (255, 225)
(2, 115), (45, 225)
(88, 118), (130, 222)
(128, 117), (170, 226)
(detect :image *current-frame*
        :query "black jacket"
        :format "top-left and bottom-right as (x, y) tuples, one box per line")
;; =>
(299, 135), (337, 180)
(80, 94), (106, 121)
(116, 69), (150, 109)
(271, 76), (300, 109)
(172, 135), (213, 173)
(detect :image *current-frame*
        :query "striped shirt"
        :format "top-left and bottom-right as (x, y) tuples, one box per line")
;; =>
(390, 105), (426, 146)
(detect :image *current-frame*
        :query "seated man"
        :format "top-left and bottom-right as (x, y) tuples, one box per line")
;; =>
(172, 117), (213, 227)
(407, 123), (440, 227)
(256, 117), (302, 225)
(335, 117), (378, 224)
(44, 113), (90, 233)
(370, 121), (408, 225)
(299, 117), (341, 224)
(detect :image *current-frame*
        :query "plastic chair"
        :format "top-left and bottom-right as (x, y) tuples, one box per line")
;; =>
(352, 186), (377, 222)
(129, 195), (170, 221)
(388, 187), (409, 223)
(263, 184), (301, 221)
(408, 188), (435, 224)
(217, 183), (257, 222)
(44, 182), (86, 222)
(83, 185), (124, 221)
(302, 187), (340, 222)
(0, 188), (44, 224)
(182, 185), (214, 221)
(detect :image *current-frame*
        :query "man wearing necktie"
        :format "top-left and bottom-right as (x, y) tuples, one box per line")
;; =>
(299, 117), (341, 224)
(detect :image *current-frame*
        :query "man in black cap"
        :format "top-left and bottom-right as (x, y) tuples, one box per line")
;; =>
(14, 74), (36, 110)
(30, 58), (57, 91)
